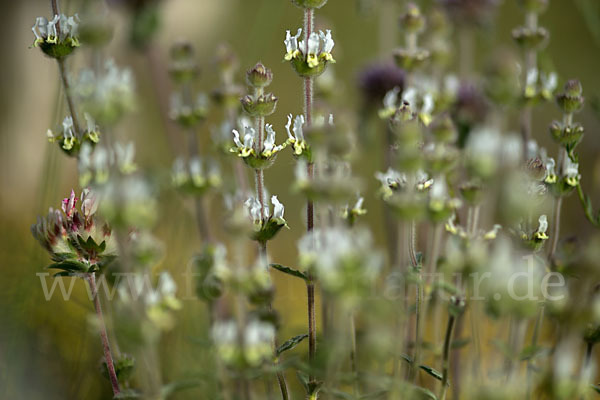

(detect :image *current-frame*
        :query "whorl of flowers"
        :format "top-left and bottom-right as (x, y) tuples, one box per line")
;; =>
(230, 123), (286, 169)
(172, 157), (221, 195)
(75, 59), (135, 125)
(32, 13), (80, 58)
(284, 28), (335, 77)
(244, 195), (288, 243)
(31, 189), (115, 275)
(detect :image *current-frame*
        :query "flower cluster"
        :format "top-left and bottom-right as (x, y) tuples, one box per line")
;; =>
(212, 319), (275, 368)
(230, 123), (286, 169)
(172, 157), (221, 195)
(75, 59), (135, 125)
(79, 142), (137, 186)
(118, 272), (182, 331)
(32, 14), (80, 58)
(244, 195), (288, 243)
(284, 28), (335, 76)
(31, 189), (116, 275)
(47, 114), (101, 156)
(298, 227), (382, 303)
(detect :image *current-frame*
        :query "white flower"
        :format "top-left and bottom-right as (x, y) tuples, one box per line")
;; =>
(526, 68), (538, 88)
(263, 124), (277, 154)
(306, 32), (321, 68)
(245, 197), (263, 223)
(563, 156), (580, 186)
(416, 169), (434, 191)
(284, 28), (302, 60)
(61, 116), (75, 150)
(537, 215), (548, 235)
(232, 125), (255, 155)
(283, 28), (335, 67)
(375, 167), (407, 189)
(384, 87), (401, 110)
(33, 14), (79, 45)
(271, 195), (284, 219)
(541, 72), (557, 95)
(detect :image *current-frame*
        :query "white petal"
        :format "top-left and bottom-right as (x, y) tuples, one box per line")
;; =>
(271, 195), (284, 219)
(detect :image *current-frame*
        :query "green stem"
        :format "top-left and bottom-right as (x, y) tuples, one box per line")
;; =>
(439, 314), (456, 400)
(548, 196), (563, 262)
(57, 59), (82, 137)
(350, 312), (359, 397)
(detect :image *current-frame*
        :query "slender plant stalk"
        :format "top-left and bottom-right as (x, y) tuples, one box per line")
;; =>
(549, 196), (563, 261)
(57, 59), (82, 137)
(439, 314), (456, 400)
(87, 272), (121, 396)
(584, 341), (594, 368)
(350, 312), (359, 397)
(251, 102), (289, 399)
(303, 6), (318, 391)
(183, 83), (213, 243)
(519, 11), (538, 159)
(145, 45), (181, 155)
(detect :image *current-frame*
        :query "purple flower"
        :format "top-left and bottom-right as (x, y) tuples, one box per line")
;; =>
(358, 62), (405, 109)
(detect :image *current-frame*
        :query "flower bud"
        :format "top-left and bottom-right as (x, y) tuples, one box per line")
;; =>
(556, 79), (585, 114)
(291, 0), (328, 9)
(246, 63), (273, 88)
(393, 48), (430, 72)
(512, 26), (549, 50)
(240, 93), (278, 117)
(448, 295), (466, 317)
(169, 40), (199, 84)
(400, 3), (426, 34)
(549, 120), (584, 147)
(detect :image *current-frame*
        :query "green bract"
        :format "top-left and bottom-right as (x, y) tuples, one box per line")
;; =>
(291, 0), (328, 9)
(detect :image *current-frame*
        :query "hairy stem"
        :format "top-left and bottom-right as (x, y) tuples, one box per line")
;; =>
(304, 6), (318, 391)
(87, 273), (120, 396)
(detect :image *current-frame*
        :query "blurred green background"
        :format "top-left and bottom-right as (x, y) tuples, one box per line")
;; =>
(1, 0), (600, 398)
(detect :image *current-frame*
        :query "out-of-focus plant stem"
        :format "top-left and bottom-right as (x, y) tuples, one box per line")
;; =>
(145, 45), (181, 155)
(87, 272), (121, 396)
(439, 313), (456, 400)
(57, 59), (82, 138)
(182, 84), (213, 244)
(350, 312), (359, 397)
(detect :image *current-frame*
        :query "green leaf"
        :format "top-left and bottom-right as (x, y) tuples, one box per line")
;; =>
(451, 338), (471, 349)
(53, 271), (79, 277)
(419, 365), (444, 382)
(590, 383), (600, 394)
(270, 263), (308, 281)
(160, 380), (204, 398)
(277, 333), (309, 356)
(47, 259), (88, 272)
(519, 345), (548, 361)
(297, 370), (310, 392)
(399, 353), (413, 364)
